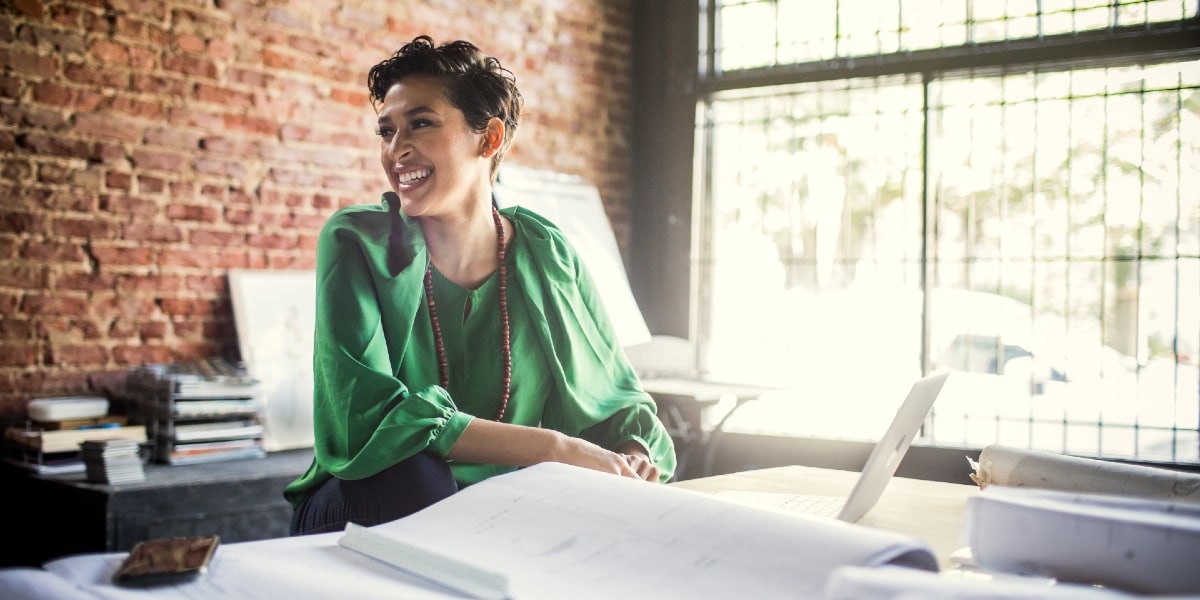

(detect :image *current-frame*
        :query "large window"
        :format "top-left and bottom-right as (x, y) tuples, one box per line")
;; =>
(695, 1), (1199, 463)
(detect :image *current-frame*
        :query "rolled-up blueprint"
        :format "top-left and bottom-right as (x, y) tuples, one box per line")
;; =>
(970, 444), (1200, 504)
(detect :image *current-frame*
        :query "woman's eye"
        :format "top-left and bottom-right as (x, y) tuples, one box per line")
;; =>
(411, 119), (432, 130)
(375, 127), (395, 138)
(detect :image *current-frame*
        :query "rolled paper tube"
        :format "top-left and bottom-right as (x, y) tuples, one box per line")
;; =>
(971, 444), (1200, 504)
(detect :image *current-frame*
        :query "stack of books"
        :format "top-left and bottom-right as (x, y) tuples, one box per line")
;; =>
(4, 396), (147, 476)
(125, 358), (267, 465)
(80, 439), (145, 484)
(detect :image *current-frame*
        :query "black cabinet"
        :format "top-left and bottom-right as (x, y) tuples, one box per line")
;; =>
(1, 448), (313, 567)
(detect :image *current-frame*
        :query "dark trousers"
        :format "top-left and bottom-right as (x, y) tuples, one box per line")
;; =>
(289, 452), (459, 536)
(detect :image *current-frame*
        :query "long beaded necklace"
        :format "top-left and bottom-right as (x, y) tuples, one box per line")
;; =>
(423, 205), (512, 421)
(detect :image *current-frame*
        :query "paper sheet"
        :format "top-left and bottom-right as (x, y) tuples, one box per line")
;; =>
(963, 485), (1200, 595)
(350, 462), (937, 599)
(970, 445), (1200, 503)
(40, 532), (464, 600)
(822, 566), (1165, 600)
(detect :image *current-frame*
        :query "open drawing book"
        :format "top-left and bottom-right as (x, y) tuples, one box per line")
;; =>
(339, 462), (938, 599)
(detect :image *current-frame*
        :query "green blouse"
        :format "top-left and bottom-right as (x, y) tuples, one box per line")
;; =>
(284, 195), (676, 506)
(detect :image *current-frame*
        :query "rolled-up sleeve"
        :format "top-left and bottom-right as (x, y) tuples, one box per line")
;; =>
(285, 207), (472, 504)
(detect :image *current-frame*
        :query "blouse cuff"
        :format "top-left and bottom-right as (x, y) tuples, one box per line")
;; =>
(428, 409), (473, 457)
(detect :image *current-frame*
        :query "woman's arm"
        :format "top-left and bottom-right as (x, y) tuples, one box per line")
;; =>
(446, 419), (643, 479)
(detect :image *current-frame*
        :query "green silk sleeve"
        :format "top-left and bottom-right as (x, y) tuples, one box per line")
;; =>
(512, 209), (677, 482)
(284, 204), (472, 505)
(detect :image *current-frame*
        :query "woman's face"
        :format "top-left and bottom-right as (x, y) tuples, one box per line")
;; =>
(376, 75), (489, 218)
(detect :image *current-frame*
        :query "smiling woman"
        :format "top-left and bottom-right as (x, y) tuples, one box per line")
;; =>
(284, 36), (677, 536)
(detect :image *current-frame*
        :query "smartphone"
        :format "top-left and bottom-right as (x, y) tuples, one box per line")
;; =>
(112, 535), (220, 587)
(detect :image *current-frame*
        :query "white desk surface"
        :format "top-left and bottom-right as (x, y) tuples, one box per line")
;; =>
(673, 464), (978, 568)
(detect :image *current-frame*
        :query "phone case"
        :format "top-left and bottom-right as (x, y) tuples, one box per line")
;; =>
(112, 535), (220, 586)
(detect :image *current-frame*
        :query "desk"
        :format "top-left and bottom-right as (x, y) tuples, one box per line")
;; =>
(0, 449), (313, 567)
(641, 377), (769, 480)
(673, 464), (978, 568)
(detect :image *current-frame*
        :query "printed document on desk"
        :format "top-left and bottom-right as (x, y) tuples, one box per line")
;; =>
(965, 485), (1200, 595)
(341, 462), (939, 599)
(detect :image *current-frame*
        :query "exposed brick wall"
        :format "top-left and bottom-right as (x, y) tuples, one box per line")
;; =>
(0, 0), (634, 418)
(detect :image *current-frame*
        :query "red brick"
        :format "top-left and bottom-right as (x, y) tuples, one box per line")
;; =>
(55, 271), (118, 292)
(162, 52), (218, 79)
(137, 175), (166, 194)
(23, 294), (91, 317)
(52, 217), (115, 239)
(132, 74), (191, 96)
(165, 204), (218, 222)
(188, 228), (244, 246)
(31, 81), (104, 111)
(331, 87), (368, 107)
(0, 211), (46, 235)
(35, 162), (73, 185)
(111, 344), (172, 365)
(0, 293), (19, 313)
(159, 297), (216, 317)
(73, 112), (143, 143)
(0, 47), (57, 77)
(207, 38), (234, 60)
(167, 107), (224, 130)
(160, 248), (217, 268)
(175, 32), (206, 53)
(144, 126), (201, 149)
(139, 320), (168, 339)
(99, 194), (159, 218)
(0, 319), (35, 340)
(89, 244), (156, 266)
(47, 344), (109, 367)
(2, 103), (69, 129)
(108, 318), (137, 338)
(19, 132), (92, 159)
(90, 39), (131, 64)
(20, 239), (87, 262)
(94, 142), (129, 165)
(202, 136), (259, 157)
(128, 46), (156, 70)
(195, 83), (252, 108)
(223, 114), (277, 136)
(0, 345), (39, 367)
(0, 263), (46, 288)
(1, 158), (32, 183)
(106, 171), (133, 190)
(192, 157), (246, 178)
(108, 94), (164, 119)
(246, 233), (295, 250)
(29, 187), (95, 212)
(63, 61), (130, 89)
(131, 148), (188, 172)
(116, 273), (182, 293)
(123, 222), (182, 243)
(224, 207), (253, 225)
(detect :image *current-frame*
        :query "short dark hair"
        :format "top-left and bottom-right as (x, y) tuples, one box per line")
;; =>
(368, 35), (523, 177)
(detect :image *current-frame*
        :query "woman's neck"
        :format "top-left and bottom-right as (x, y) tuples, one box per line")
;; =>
(422, 202), (508, 290)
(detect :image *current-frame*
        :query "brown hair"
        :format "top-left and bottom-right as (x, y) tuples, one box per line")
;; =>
(368, 35), (523, 179)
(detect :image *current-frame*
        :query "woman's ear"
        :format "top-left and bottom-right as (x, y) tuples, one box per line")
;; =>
(480, 117), (505, 158)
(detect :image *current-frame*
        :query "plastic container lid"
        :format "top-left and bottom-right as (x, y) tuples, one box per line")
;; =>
(27, 396), (110, 422)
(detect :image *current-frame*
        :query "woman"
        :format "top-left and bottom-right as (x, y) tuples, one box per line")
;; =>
(285, 36), (676, 535)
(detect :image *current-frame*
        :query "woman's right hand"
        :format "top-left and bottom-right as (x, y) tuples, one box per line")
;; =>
(549, 433), (642, 479)
(447, 419), (642, 479)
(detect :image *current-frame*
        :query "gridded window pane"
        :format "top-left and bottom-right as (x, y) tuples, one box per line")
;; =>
(925, 61), (1200, 462)
(714, 0), (1199, 71)
(702, 77), (925, 437)
(702, 3), (1199, 462)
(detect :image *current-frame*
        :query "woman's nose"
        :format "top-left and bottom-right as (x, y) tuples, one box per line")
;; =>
(387, 133), (411, 161)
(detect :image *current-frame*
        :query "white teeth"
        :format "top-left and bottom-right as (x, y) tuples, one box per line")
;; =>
(397, 168), (430, 185)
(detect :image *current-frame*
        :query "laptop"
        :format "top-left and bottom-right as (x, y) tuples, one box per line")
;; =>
(717, 371), (950, 523)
